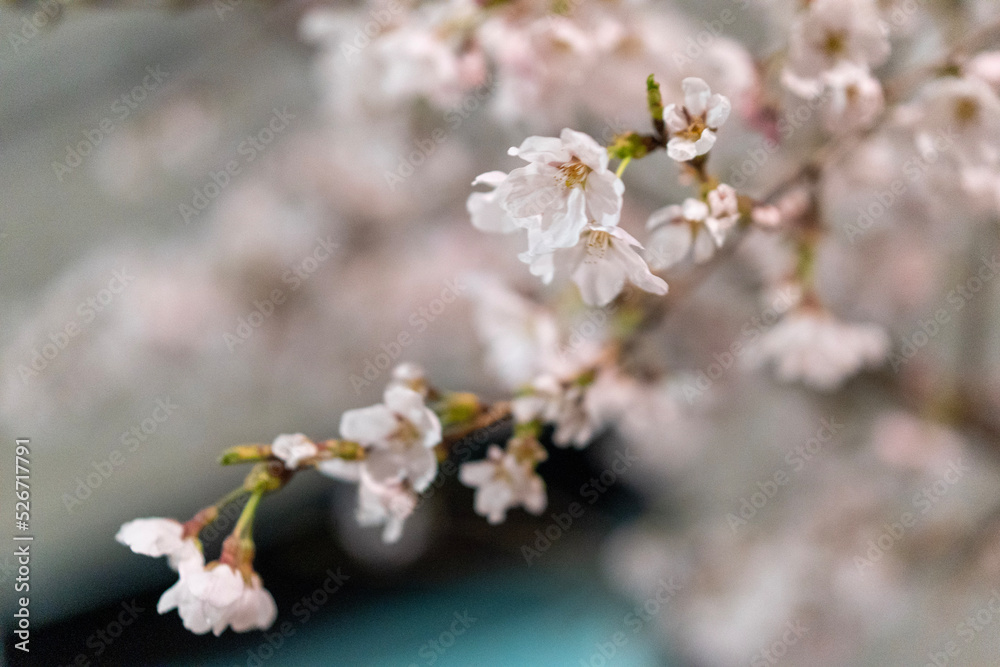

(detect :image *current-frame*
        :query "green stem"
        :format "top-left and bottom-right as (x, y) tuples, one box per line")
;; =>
(234, 488), (264, 539)
(615, 156), (631, 179)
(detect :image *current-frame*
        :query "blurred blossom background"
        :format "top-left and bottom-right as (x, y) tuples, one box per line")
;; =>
(3, 0), (1000, 665)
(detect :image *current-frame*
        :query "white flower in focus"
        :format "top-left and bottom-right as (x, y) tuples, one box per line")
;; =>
(645, 185), (739, 270)
(271, 433), (318, 470)
(822, 64), (885, 133)
(157, 557), (277, 636)
(494, 128), (624, 252)
(459, 441), (547, 524)
(743, 308), (890, 390)
(116, 518), (201, 570)
(787, 0), (889, 79)
(356, 470), (418, 543)
(521, 225), (667, 307)
(664, 78), (731, 161)
(340, 385), (441, 492)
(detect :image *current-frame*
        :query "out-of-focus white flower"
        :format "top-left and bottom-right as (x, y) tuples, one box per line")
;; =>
(355, 470), (418, 543)
(157, 556), (277, 636)
(514, 370), (629, 448)
(907, 76), (1000, 165)
(521, 224), (667, 307)
(743, 308), (890, 390)
(459, 440), (547, 524)
(492, 128), (624, 252)
(751, 204), (782, 228)
(645, 185), (739, 270)
(787, 0), (889, 79)
(340, 385), (442, 492)
(373, 22), (487, 109)
(389, 362), (429, 396)
(467, 276), (562, 390)
(116, 518), (201, 570)
(664, 78), (731, 161)
(822, 63), (885, 133)
(966, 51), (1000, 92)
(271, 433), (318, 470)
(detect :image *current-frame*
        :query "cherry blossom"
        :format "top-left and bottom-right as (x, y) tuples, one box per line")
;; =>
(787, 0), (889, 80)
(645, 185), (739, 270)
(157, 555), (277, 636)
(355, 470), (418, 543)
(339, 385), (442, 492)
(459, 439), (547, 524)
(490, 128), (624, 253)
(664, 78), (731, 162)
(270, 433), (318, 470)
(743, 308), (890, 390)
(116, 518), (201, 570)
(521, 225), (667, 307)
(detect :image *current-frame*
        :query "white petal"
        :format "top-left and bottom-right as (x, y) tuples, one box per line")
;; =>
(509, 135), (570, 164)
(339, 404), (397, 445)
(583, 171), (624, 228)
(645, 224), (692, 270)
(682, 198), (709, 222)
(559, 127), (608, 172)
(647, 204), (683, 230)
(692, 227), (716, 263)
(666, 137), (698, 162)
(705, 94), (731, 128)
(692, 129), (717, 156)
(682, 77), (712, 116)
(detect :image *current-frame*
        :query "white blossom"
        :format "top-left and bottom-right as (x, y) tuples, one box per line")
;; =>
(459, 442), (547, 524)
(821, 64), (885, 133)
(645, 185), (739, 270)
(787, 0), (889, 80)
(355, 470), (418, 543)
(271, 433), (319, 470)
(490, 128), (624, 252)
(157, 556), (277, 636)
(467, 171), (522, 235)
(743, 308), (890, 390)
(116, 518), (201, 571)
(513, 372), (628, 449)
(339, 385), (441, 492)
(664, 78), (731, 161)
(521, 224), (667, 307)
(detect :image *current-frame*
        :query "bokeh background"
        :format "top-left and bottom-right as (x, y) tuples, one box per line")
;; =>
(3, 0), (1000, 665)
